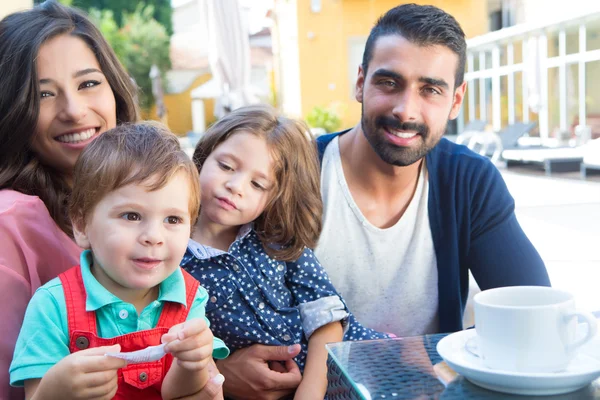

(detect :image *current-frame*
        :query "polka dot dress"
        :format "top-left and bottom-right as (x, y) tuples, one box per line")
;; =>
(180, 228), (390, 372)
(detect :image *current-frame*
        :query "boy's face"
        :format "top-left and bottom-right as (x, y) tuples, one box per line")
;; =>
(73, 171), (192, 299)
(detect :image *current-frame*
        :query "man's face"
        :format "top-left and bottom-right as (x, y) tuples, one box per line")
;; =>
(356, 35), (466, 166)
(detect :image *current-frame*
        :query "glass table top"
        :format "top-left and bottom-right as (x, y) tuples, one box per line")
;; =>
(326, 334), (600, 400)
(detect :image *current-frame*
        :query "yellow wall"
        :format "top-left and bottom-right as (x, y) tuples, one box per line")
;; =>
(143, 73), (216, 136)
(296, 0), (488, 128)
(0, 0), (32, 19)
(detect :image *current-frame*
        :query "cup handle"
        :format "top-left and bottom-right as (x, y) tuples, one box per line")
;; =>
(566, 311), (598, 352)
(465, 336), (480, 358)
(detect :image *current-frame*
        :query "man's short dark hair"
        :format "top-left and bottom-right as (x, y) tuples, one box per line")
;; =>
(361, 3), (467, 88)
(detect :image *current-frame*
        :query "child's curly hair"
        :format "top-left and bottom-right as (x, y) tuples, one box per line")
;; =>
(69, 121), (201, 232)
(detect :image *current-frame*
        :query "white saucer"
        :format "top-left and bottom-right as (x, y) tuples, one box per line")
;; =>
(436, 329), (600, 396)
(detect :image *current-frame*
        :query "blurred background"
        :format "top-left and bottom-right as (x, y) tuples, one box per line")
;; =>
(1, 0), (597, 140)
(2, 0), (599, 317)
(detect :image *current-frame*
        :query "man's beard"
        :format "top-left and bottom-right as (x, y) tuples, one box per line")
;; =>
(360, 104), (447, 167)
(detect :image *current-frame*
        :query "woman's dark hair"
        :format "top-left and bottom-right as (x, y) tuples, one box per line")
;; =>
(0, 0), (139, 236)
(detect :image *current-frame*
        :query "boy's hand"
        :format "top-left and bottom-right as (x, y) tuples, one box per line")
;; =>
(162, 318), (214, 371)
(32, 344), (127, 400)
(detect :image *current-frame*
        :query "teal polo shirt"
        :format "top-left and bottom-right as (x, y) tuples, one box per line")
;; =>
(10, 250), (229, 387)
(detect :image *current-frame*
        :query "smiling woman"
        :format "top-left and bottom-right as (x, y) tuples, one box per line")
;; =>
(32, 34), (118, 183)
(0, 1), (138, 399)
(0, 1), (138, 235)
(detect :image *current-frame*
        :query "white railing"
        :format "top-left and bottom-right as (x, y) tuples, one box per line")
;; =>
(462, 12), (600, 144)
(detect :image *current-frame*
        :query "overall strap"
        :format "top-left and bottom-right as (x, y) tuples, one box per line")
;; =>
(59, 266), (98, 335)
(156, 268), (200, 327)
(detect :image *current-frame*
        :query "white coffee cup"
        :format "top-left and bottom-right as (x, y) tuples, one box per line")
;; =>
(471, 286), (597, 373)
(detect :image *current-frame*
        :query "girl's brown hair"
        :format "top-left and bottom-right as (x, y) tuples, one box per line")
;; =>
(192, 104), (322, 262)
(0, 0), (139, 237)
(69, 122), (200, 230)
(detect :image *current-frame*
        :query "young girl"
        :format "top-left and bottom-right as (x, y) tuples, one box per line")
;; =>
(10, 122), (229, 400)
(181, 105), (389, 399)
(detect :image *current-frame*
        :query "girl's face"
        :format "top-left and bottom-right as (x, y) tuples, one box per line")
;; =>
(198, 131), (276, 232)
(32, 34), (116, 182)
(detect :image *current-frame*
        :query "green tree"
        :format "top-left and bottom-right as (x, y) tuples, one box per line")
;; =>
(88, 8), (125, 59)
(306, 105), (342, 133)
(34, 1), (171, 110)
(36, 0), (173, 35)
(89, 5), (171, 110)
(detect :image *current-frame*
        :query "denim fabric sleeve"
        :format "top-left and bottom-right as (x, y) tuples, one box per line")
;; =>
(298, 295), (349, 339)
(284, 248), (349, 339)
(187, 285), (230, 359)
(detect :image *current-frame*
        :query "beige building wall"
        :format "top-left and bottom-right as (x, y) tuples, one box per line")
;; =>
(295, 0), (488, 129)
(0, 0), (33, 19)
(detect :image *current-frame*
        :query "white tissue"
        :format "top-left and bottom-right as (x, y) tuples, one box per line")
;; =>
(105, 343), (167, 364)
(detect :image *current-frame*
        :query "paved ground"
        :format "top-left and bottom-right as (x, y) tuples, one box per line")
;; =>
(462, 166), (600, 326)
(502, 166), (600, 313)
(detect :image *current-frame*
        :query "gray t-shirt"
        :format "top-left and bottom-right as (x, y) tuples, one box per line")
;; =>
(315, 136), (439, 336)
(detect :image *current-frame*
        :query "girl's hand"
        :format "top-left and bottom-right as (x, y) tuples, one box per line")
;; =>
(162, 318), (214, 371)
(27, 344), (127, 400)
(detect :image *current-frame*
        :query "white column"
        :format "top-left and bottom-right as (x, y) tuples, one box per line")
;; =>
(191, 99), (206, 133)
(579, 24), (587, 127)
(559, 29), (568, 132)
(507, 42), (515, 125)
(468, 54), (475, 122)
(479, 52), (486, 122)
(538, 34), (549, 141)
(274, 0), (302, 117)
(492, 46), (501, 131)
(522, 41), (529, 123)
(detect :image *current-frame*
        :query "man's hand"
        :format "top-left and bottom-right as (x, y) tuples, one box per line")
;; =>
(162, 318), (214, 371)
(27, 344), (127, 400)
(217, 344), (302, 400)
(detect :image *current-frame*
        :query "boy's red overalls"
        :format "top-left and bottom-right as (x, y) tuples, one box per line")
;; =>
(59, 266), (199, 400)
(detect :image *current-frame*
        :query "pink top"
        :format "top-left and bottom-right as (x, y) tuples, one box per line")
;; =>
(0, 190), (81, 400)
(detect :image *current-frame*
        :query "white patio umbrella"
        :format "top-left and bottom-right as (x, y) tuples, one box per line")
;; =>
(149, 65), (167, 122)
(204, 0), (257, 118)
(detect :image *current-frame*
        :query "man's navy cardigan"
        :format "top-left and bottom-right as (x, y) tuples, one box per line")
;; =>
(316, 132), (551, 333)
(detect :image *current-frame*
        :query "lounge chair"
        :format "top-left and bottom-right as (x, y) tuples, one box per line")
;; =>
(446, 119), (487, 142)
(457, 129), (503, 164)
(456, 121), (536, 164)
(497, 121), (539, 151)
(502, 122), (585, 176)
(580, 138), (600, 179)
(462, 119), (487, 133)
(504, 147), (585, 176)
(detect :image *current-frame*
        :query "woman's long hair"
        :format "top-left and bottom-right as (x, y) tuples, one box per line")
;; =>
(0, 0), (139, 237)
(193, 105), (323, 262)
